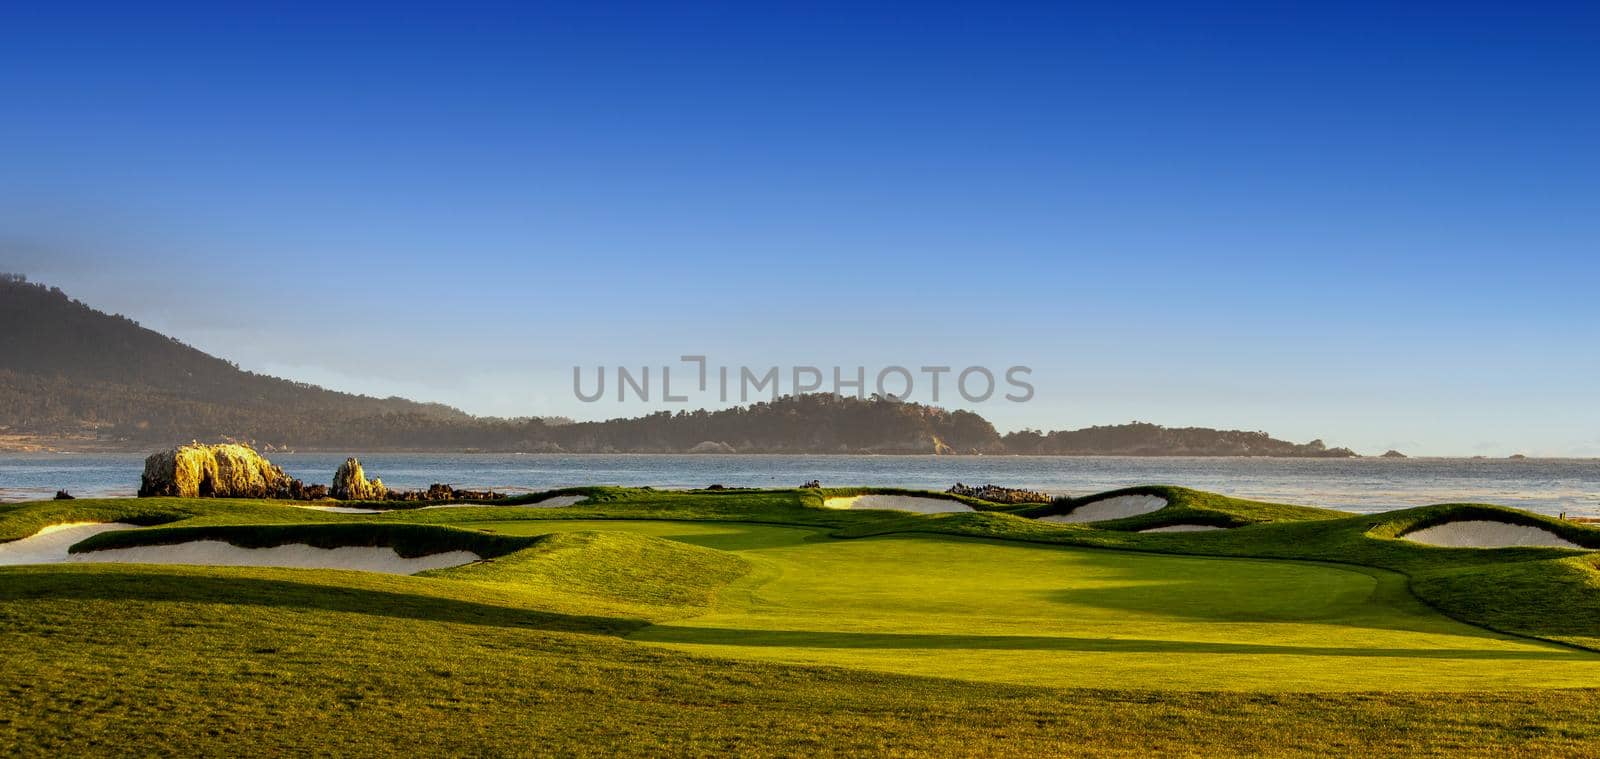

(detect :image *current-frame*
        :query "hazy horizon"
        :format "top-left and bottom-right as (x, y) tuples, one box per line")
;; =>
(4, 5), (1598, 457)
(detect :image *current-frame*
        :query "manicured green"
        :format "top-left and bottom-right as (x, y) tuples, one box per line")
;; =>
(625, 531), (1600, 691)
(2, 486), (1598, 755)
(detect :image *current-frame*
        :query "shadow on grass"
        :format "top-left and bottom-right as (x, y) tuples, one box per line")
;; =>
(633, 625), (1592, 660)
(0, 566), (647, 636)
(1034, 574), (1443, 636)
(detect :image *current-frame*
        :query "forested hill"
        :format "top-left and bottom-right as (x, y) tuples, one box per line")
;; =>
(1002, 423), (1356, 457)
(0, 275), (468, 443)
(0, 275), (1356, 457)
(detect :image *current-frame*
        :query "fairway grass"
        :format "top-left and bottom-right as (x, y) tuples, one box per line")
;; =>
(470, 521), (1600, 691)
(6, 565), (1597, 756)
(3, 488), (1599, 755)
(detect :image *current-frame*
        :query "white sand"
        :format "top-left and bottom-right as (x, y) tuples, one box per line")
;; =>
(289, 504), (386, 514)
(822, 495), (973, 514)
(1138, 524), (1228, 533)
(517, 494), (588, 508)
(0, 522), (142, 565)
(1402, 520), (1590, 550)
(69, 542), (482, 574)
(417, 494), (588, 510)
(1040, 494), (1168, 524)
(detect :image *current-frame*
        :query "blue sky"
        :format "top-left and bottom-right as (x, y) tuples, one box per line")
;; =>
(2, 2), (1598, 455)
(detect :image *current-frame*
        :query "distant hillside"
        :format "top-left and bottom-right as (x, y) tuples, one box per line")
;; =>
(0, 275), (1356, 457)
(1002, 422), (1356, 457)
(550, 393), (1001, 454)
(0, 274), (469, 444)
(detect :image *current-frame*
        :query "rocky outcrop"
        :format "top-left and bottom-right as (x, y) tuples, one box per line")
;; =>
(288, 480), (330, 500)
(134, 446), (503, 502)
(331, 457), (387, 501)
(1381, 450), (1407, 458)
(946, 482), (1051, 504)
(380, 483), (506, 502)
(329, 459), (503, 502)
(138, 443), (292, 498)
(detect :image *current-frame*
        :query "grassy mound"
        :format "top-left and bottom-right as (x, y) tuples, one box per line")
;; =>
(441, 531), (751, 618)
(1413, 555), (1600, 650)
(1367, 502), (1600, 550)
(1020, 485), (1347, 529)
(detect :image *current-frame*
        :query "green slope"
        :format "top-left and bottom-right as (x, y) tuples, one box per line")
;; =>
(4, 564), (1596, 756)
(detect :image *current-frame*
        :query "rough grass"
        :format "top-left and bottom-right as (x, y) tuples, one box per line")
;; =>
(4, 566), (1598, 756)
(1412, 555), (1600, 651)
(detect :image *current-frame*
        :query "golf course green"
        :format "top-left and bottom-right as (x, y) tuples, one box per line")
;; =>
(2, 485), (1598, 755)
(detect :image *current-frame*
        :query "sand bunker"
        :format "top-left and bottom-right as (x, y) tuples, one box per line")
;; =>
(518, 494), (588, 508)
(418, 494), (588, 510)
(1402, 520), (1590, 550)
(0, 522), (142, 565)
(1040, 494), (1168, 524)
(70, 542), (481, 574)
(822, 495), (973, 514)
(1138, 524), (1228, 533)
(0, 522), (480, 573)
(289, 504), (385, 514)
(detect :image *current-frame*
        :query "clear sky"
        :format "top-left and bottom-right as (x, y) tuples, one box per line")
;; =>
(2, 2), (1598, 456)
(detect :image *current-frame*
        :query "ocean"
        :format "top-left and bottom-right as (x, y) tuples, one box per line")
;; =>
(2, 452), (1597, 517)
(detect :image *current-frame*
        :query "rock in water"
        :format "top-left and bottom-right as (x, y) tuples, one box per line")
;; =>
(331, 457), (388, 501)
(139, 443), (292, 498)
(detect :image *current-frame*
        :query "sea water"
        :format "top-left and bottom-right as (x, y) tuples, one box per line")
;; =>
(2, 453), (1597, 517)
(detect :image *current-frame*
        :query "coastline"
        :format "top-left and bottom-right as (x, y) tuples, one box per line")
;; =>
(6, 451), (1598, 517)
(0, 435), (1572, 460)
